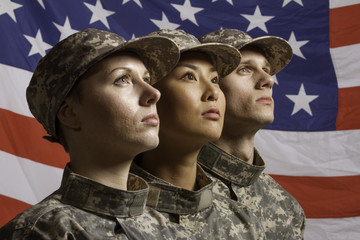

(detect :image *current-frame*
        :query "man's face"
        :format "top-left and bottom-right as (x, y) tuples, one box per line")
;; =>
(154, 52), (226, 145)
(220, 47), (275, 133)
(70, 52), (161, 155)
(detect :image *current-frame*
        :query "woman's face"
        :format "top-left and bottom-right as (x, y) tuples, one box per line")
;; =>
(153, 51), (226, 145)
(67, 52), (161, 156)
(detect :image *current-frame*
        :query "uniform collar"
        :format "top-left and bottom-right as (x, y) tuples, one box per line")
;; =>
(198, 142), (265, 187)
(59, 164), (148, 218)
(130, 162), (214, 214)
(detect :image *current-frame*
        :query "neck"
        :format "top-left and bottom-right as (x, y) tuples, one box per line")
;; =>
(140, 142), (200, 191)
(69, 148), (134, 191)
(214, 131), (256, 165)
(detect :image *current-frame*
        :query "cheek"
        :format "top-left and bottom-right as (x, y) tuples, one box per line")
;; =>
(88, 92), (137, 127)
(159, 89), (196, 116)
(218, 91), (226, 114)
(224, 90), (252, 116)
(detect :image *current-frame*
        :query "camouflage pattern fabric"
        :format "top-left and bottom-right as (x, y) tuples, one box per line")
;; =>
(147, 29), (241, 78)
(199, 28), (293, 76)
(0, 164), (195, 239)
(198, 142), (306, 240)
(131, 162), (267, 240)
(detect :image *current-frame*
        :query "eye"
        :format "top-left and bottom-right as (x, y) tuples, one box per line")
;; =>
(210, 76), (219, 84)
(263, 68), (271, 75)
(238, 67), (248, 73)
(115, 75), (131, 85)
(143, 76), (151, 84)
(182, 72), (196, 81)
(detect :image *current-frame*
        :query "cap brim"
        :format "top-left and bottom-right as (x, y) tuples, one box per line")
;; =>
(182, 43), (241, 78)
(118, 36), (180, 84)
(241, 36), (292, 75)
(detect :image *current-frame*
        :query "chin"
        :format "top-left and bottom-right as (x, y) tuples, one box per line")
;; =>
(259, 118), (274, 128)
(141, 141), (159, 152)
(202, 131), (222, 142)
(138, 134), (159, 151)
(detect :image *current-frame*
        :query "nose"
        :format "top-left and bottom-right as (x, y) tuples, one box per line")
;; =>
(256, 70), (275, 89)
(201, 79), (219, 102)
(140, 82), (161, 106)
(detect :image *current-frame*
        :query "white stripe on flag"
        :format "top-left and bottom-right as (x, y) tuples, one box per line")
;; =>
(0, 63), (33, 117)
(255, 129), (360, 176)
(0, 150), (62, 205)
(330, 43), (360, 88)
(330, 0), (360, 9)
(304, 217), (360, 240)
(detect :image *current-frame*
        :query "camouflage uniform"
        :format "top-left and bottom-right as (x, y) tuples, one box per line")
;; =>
(0, 164), (195, 239)
(131, 162), (267, 240)
(198, 142), (306, 240)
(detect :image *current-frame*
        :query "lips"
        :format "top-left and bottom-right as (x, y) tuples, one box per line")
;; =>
(256, 97), (273, 104)
(141, 113), (159, 126)
(202, 108), (221, 120)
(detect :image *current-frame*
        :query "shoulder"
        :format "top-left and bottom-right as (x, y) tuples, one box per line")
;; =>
(256, 173), (306, 220)
(0, 195), (97, 240)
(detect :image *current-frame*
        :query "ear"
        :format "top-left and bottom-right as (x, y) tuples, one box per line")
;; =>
(57, 100), (81, 129)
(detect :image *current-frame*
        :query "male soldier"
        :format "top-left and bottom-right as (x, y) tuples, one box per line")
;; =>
(0, 28), (196, 239)
(198, 29), (306, 239)
(131, 29), (267, 240)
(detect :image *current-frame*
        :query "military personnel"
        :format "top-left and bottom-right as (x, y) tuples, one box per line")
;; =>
(131, 29), (267, 240)
(198, 29), (306, 239)
(0, 28), (196, 239)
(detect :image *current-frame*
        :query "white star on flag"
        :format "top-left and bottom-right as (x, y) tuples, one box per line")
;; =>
(287, 31), (309, 59)
(37, 0), (45, 9)
(151, 12), (180, 30)
(53, 17), (78, 41)
(286, 83), (319, 116)
(171, 0), (204, 26)
(240, 5), (275, 33)
(282, 0), (304, 7)
(84, 0), (115, 29)
(212, 0), (234, 5)
(0, 0), (23, 22)
(23, 29), (53, 57)
(122, 0), (143, 8)
(273, 75), (279, 85)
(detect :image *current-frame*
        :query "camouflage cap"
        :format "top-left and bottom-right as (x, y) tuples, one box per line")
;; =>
(199, 29), (293, 76)
(147, 29), (241, 78)
(26, 28), (180, 141)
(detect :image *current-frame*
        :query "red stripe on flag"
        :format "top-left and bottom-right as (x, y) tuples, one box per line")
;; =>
(271, 174), (360, 218)
(0, 195), (31, 228)
(0, 109), (69, 168)
(336, 86), (360, 130)
(329, 4), (360, 48)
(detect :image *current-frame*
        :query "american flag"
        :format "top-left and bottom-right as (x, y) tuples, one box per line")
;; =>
(0, 0), (359, 239)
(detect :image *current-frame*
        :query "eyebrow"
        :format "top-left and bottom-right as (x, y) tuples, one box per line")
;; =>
(241, 59), (271, 68)
(176, 63), (217, 73)
(109, 67), (150, 76)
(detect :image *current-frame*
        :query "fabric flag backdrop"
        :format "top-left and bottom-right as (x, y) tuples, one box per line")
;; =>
(0, 0), (359, 239)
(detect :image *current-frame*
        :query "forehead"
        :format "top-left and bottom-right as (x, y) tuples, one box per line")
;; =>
(77, 52), (147, 85)
(240, 46), (270, 66)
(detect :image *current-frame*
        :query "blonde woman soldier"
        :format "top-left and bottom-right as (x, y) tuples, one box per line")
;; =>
(0, 28), (198, 239)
